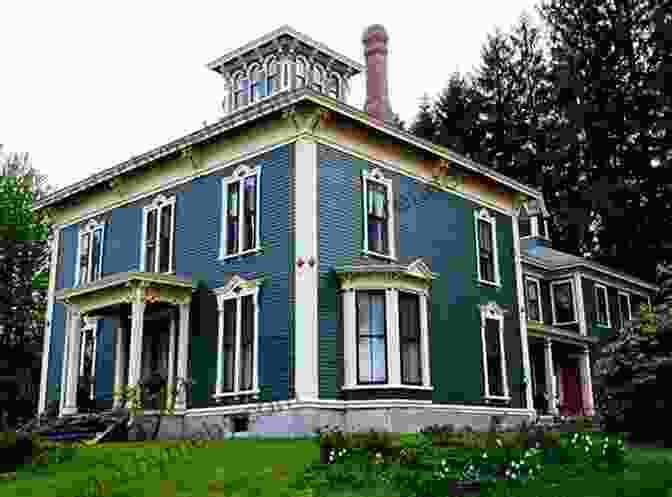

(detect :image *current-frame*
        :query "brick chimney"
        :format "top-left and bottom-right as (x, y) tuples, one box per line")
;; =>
(362, 24), (393, 123)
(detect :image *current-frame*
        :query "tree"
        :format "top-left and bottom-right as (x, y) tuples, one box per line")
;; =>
(409, 93), (437, 142)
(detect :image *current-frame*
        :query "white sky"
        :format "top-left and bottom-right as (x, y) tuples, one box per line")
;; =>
(1, 0), (542, 191)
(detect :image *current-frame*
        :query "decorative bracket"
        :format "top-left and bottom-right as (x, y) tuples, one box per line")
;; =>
(179, 145), (200, 170)
(282, 105), (332, 135)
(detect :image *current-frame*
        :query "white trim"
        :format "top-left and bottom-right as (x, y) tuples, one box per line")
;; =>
(385, 289), (401, 385)
(342, 289), (357, 388)
(220, 164), (262, 259)
(550, 279), (578, 325)
(362, 167), (396, 260)
(617, 291), (632, 327)
(474, 208), (501, 287)
(75, 219), (105, 286)
(38, 228), (60, 415)
(479, 302), (509, 399)
(140, 194), (176, 273)
(593, 283), (611, 328)
(575, 271), (653, 299)
(524, 276), (543, 323)
(341, 384), (434, 391)
(214, 278), (262, 397)
(213, 389), (261, 399)
(574, 273), (587, 336)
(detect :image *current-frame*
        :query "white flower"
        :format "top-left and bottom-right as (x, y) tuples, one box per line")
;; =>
(497, 439), (503, 447)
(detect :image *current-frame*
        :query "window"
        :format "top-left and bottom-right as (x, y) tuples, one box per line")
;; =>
(551, 280), (576, 324)
(594, 283), (610, 327)
(399, 292), (422, 385)
(295, 58), (307, 88)
(311, 65), (324, 92)
(75, 219), (105, 286)
(215, 278), (260, 396)
(525, 277), (542, 322)
(362, 168), (395, 258)
(233, 73), (248, 109)
(221, 164), (261, 258)
(537, 216), (547, 238)
(266, 57), (280, 95)
(141, 195), (175, 273)
(249, 64), (266, 103)
(79, 318), (98, 401)
(475, 209), (500, 286)
(480, 303), (509, 399)
(519, 217), (531, 237)
(328, 74), (340, 99)
(357, 291), (387, 384)
(618, 291), (632, 327)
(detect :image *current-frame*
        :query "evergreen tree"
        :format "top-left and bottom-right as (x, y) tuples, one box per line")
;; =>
(409, 93), (437, 142)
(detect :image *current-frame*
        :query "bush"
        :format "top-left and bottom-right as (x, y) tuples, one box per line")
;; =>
(0, 430), (42, 473)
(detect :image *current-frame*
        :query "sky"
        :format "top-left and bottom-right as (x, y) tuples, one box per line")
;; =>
(1, 0), (542, 192)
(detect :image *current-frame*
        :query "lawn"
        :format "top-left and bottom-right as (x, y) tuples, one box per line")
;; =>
(2, 436), (672, 497)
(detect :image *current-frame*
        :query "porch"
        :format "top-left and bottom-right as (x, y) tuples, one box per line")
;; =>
(54, 272), (195, 417)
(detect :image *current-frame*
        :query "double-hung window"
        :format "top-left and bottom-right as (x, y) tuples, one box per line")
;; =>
(399, 292), (422, 385)
(362, 168), (395, 259)
(215, 278), (260, 397)
(525, 277), (543, 322)
(356, 291), (387, 384)
(594, 283), (610, 327)
(618, 291), (632, 327)
(75, 220), (105, 286)
(221, 164), (261, 259)
(475, 209), (500, 286)
(551, 280), (576, 324)
(141, 194), (175, 273)
(480, 303), (509, 399)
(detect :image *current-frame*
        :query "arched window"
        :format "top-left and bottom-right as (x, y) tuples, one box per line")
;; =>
(266, 57), (280, 95)
(328, 74), (339, 99)
(311, 65), (324, 93)
(233, 72), (248, 109)
(249, 64), (266, 103)
(295, 58), (307, 88)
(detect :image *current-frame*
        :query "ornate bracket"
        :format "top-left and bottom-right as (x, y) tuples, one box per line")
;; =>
(108, 176), (130, 198)
(282, 105), (332, 135)
(178, 145), (200, 170)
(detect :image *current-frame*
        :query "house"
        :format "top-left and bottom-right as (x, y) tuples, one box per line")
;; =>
(33, 25), (656, 437)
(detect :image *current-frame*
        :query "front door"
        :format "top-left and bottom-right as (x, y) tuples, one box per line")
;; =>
(559, 362), (583, 416)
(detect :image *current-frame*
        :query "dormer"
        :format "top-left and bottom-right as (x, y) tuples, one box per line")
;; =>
(206, 25), (364, 116)
(518, 198), (551, 248)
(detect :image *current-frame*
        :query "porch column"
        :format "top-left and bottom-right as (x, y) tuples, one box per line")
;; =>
(175, 302), (191, 411)
(127, 299), (146, 391)
(544, 339), (558, 415)
(112, 316), (126, 409)
(579, 346), (595, 416)
(167, 308), (177, 400)
(62, 305), (82, 416)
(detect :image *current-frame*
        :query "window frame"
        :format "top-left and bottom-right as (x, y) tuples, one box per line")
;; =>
(593, 283), (611, 328)
(265, 56), (281, 96)
(524, 276), (543, 323)
(550, 279), (577, 325)
(362, 168), (396, 260)
(220, 164), (262, 260)
(474, 208), (501, 287)
(214, 277), (261, 398)
(355, 290), (388, 385)
(479, 302), (510, 400)
(618, 291), (632, 327)
(232, 71), (248, 110)
(311, 63), (325, 93)
(295, 56), (308, 89)
(398, 290), (423, 386)
(74, 219), (105, 287)
(248, 63), (266, 104)
(327, 73), (340, 99)
(140, 194), (176, 274)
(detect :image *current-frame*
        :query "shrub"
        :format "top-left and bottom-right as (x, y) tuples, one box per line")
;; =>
(0, 430), (41, 473)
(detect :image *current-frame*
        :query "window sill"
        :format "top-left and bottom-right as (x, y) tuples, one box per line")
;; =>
(213, 389), (260, 399)
(552, 321), (578, 326)
(484, 395), (511, 401)
(594, 323), (611, 328)
(341, 384), (434, 391)
(220, 248), (262, 261)
(477, 278), (501, 288)
(362, 249), (397, 262)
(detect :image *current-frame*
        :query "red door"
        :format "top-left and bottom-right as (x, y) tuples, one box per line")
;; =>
(560, 365), (583, 416)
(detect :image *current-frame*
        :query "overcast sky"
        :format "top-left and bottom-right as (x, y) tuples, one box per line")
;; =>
(1, 0), (542, 192)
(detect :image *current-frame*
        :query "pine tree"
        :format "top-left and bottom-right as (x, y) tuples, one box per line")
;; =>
(409, 93), (437, 142)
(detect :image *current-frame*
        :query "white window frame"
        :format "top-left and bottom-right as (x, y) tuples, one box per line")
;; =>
(362, 168), (396, 260)
(550, 279), (577, 325)
(214, 277), (261, 398)
(220, 163), (262, 260)
(248, 63), (265, 104)
(474, 208), (501, 287)
(78, 317), (98, 401)
(479, 302), (510, 401)
(265, 55), (281, 96)
(618, 291), (632, 327)
(524, 276), (543, 323)
(140, 193), (176, 273)
(74, 218), (105, 287)
(593, 283), (611, 328)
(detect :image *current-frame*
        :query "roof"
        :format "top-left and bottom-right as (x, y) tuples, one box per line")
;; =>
(206, 25), (365, 75)
(522, 245), (657, 291)
(335, 255), (439, 280)
(33, 89), (543, 215)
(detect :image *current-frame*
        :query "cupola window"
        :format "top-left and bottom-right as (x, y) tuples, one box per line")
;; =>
(311, 65), (324, 92)
(249, 64), (266, 103)
(295, 58), (307, 88)
(233, 73), (249, 109)
(328, 74), (340, 99)
(266, 58), (280, 94)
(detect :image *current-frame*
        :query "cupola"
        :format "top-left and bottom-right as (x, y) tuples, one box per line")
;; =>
(518, 198), (551, 249)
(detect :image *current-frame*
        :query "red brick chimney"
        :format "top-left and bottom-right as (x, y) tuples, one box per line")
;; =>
(362, 24), (393, 123)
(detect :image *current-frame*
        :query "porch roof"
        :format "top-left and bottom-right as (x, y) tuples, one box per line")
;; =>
(527, 320), (599, 347)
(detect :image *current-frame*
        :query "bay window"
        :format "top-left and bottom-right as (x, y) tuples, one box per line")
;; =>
(551, 280), (576, 324)
(362, 168), (395, 259)
(356, 291), (387, 384)
(221, 164), (261, 259)
(75, 219), (105, 286)
(399, 292), (422, 385)
(141, 194), (175, 273)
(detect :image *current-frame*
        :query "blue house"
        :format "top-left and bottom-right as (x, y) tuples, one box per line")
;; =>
(33, 25), (656, 437)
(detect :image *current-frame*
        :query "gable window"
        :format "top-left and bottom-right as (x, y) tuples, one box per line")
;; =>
(357, 291), (387, 384)
(311, 65), (324, 93)
(399, 291), (422, 385)
(525, 277), (542, 322)
(295, 58), (307, 88)
(618, 292), (632, 327)
(328, 74), (340, 99)
(221, 164), (261, 259)
(266, 57), (280, 95)
(141, 194), (175, 273)
(215, 278), (260, 397)
(249, 64), (266, 103)
(594, 283), (610, 327)
(75, 219), (105, 286)
(362, 168), (395, 259)
(480, 303), (509, 399)
(551, 280), (576, 324)
(475, 209), (500, 286)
